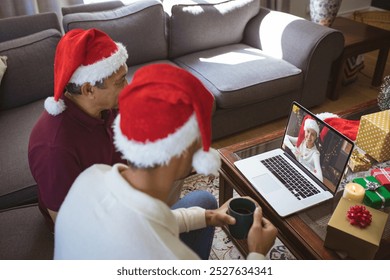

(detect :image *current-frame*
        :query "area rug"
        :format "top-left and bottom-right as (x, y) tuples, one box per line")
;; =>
(181, 173), (296, 260)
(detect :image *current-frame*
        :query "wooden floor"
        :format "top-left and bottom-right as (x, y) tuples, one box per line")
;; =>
(213, 50), (390, 149)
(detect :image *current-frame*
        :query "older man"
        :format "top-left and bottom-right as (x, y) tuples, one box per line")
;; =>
(28, 29), (129, 231)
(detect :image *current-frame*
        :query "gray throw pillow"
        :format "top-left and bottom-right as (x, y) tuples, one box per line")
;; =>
(62, 0), (168, 66)
(165, 0), (260, 58)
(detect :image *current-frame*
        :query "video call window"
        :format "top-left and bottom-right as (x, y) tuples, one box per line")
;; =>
(282, 104), (354, 193)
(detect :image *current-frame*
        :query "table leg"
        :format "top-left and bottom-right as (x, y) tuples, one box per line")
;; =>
(372, 48), (389, 87)
(218, 172), (233, 205)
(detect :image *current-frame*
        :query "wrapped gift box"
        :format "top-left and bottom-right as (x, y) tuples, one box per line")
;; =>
(353, 176), (390, 209)
(324, 198), (388, 259)
(348, 149), (373, 172)
(355, 110), (390, 162)
(371, 167), (390, 190)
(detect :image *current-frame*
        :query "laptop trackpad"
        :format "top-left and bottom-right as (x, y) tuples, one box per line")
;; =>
(252, 173), (282, 194)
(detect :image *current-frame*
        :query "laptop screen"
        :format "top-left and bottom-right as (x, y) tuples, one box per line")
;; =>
(281, 102), (354, 194)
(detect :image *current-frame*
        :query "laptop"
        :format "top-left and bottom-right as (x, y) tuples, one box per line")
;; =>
(234, 102), (354, 217)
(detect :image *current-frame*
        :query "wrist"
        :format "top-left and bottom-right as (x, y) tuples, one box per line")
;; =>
(205, 209), (214, 226)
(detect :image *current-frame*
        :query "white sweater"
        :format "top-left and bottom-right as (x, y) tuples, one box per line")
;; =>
(54, 163), (265, 260)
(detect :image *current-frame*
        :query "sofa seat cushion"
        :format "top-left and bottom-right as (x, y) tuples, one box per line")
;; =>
(0, 204), (53, 259)
(0, 29), (61, 110)
(0, 100), (44, 210)
(126, 60), (178, 82)
(63, 0), (167, 66)
(165, 0), (260, 58)
(174, 43), (303, 109)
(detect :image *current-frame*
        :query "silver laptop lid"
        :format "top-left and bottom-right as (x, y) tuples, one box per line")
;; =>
(281, 102), (354, 194)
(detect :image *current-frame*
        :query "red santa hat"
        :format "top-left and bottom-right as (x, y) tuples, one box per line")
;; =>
(296, 116), (319, 147)
(113, 64), (221, 176)
(317, 112), (360, 142)
(296, 112), (360, 146)
(44, 28), (128, 116)
(304, 118), (320, 136)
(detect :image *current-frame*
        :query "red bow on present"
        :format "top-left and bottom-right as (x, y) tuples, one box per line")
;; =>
(347, 205), (372, 228)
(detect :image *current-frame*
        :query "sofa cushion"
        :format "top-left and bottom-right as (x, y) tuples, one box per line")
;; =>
(0, 204), (53, 260)
(61, 0), (124, 16)
(165, 0), (260, 58)
(126, 60), (178, 80)
(0, 100), (44, 210)
(62, 0), (168, 66)
(0, 12), (61, 43)
(174, 44), (302, 109)
(0, 29), (61, 111)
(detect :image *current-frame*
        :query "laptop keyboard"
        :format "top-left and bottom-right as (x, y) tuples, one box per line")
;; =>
(260, 155), (320, 200)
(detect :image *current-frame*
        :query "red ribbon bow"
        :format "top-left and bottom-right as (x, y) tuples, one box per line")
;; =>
(347, 205), (372, 228)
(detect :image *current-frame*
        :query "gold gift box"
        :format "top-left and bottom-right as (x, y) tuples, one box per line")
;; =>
(324, 198), (388, 259)
(355, 110), (390, 163)
(348, 150), (372, 172)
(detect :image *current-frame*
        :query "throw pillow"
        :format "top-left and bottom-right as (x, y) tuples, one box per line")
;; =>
(62, 0), (168, 66)
(0, 55), (7, 85)
(165, 0), (260, 58)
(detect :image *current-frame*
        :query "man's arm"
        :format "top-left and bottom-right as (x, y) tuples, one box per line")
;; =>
(172, 207), (206, 233)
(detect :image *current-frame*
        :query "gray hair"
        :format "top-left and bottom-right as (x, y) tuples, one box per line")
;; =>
(65, 79), (106, 95)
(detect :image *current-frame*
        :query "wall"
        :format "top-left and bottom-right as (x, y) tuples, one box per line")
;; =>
(290, 0), (372, 19)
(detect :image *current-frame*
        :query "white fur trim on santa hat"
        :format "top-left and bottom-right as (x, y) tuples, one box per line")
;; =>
(304, 118), (320, 136)
(113, 113), (201, 168)
(316, 112), (339, 121)
(69, 43), (128, 86)
(44, 96), (66, 116)
(192, 148), (221, 176)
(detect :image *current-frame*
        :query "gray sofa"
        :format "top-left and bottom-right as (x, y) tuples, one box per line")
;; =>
(0, 12), (62, 259)
(63, 0), (344, 139)
(0, 0), (343, 259)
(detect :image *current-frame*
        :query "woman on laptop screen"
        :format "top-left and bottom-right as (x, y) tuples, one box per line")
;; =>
(283, 117), (323, 182)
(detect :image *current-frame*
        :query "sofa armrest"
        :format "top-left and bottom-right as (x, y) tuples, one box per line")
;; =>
(243, 8), (344, 106)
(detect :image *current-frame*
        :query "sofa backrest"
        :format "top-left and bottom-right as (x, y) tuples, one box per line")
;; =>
(165, 0), (261, 58)
(0, 12), (62, 111)
(61, 0), (124, 16)
(0, 29), (61, 111)
(0, 12), (61, 43)
(62, 0), (168, 67)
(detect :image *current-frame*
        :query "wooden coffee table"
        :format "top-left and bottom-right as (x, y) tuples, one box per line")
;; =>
(218, 100), (390, 259)
(328, 17), (390, 100)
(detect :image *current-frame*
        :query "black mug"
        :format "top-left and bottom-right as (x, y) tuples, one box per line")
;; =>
(228, 197), (256, 239)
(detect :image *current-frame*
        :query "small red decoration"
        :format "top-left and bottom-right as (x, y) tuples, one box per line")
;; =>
(347, 205), (372, 228)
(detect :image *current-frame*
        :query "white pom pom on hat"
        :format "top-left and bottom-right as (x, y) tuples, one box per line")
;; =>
(44, 97), (66, 116)
(113, 64), (221, 176)
(44, 28), (128, 116)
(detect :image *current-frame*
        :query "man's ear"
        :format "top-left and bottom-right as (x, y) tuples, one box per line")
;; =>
(80, 83), (94, 98)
